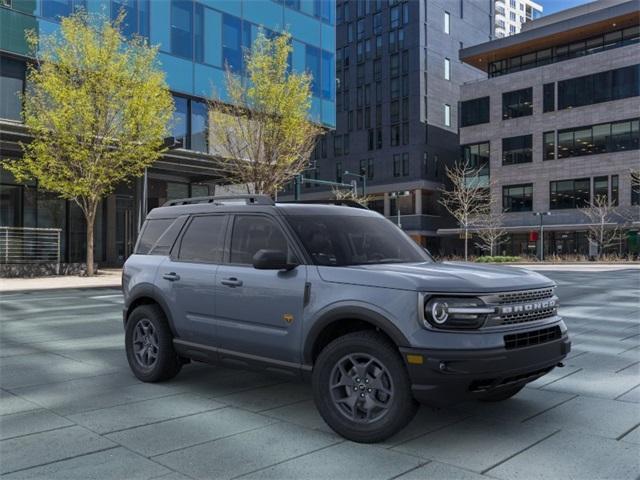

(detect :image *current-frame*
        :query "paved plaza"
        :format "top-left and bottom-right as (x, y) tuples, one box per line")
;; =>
(0, 268), (639, 479)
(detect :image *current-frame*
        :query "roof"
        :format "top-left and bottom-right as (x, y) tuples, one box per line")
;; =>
(460, 0), (639, 71)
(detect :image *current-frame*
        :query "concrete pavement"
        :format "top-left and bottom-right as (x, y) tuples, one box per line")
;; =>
(0, 269), (639, 479)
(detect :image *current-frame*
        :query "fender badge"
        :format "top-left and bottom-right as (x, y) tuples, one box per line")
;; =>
(283, 313), (294, 324)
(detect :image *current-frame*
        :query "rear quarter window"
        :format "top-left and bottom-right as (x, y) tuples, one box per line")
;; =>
(135, 218), (175, 254)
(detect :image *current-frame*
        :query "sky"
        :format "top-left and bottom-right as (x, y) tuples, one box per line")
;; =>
(542, 0), (595, 15)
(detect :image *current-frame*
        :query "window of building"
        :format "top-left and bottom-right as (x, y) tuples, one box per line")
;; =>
(444, 11), (450, 34)
(334, 135), (343, 156)
(368, 129), (374, 150)
(502, 87), (533, 119)
(111, 0), (150, 38)
(557, 118), (639, 158)
(460, 96), (490, 127)
(390, 54), (400, 77)
(543, 131), (555, 160)
(550, 178), (591, 209)
(391, 78), (400, 99)
(336, 161), (343, 182)
(0, 56), (24, 121)
(41, 0), (85, 21)
(503, 184), (533, 212)
(376, 129), (383, 149)
(390, 5), (400, 29)
(171, 0), (194, 59)
(306, 45), (321, 97)
(190, 100), (208, 153)
(179, 215), (226, 263)
(321, 50), (334, 100)
(171, 95), (189, 148)
(375, 35), (383, 56)
(611, 175), (619, 206)
(402, 122), (409, 144)
(344, 133), (350, 155)
(444, 58), (451, 80)
(391, 125), (400, 146)
(502, 134), (532, 165)
(461, 142), (490, 180)
(594, 175), (609, 202)
(444, 104), (451, 127)
(543, 82), (555, 112)
(558, 64), (640, 110)
(373, 13), (383, 34)
(401, 153), (409, 175)
(632, 173), (640, 206)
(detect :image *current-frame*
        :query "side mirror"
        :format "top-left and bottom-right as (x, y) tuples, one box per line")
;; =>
(252, 249), (296, 271)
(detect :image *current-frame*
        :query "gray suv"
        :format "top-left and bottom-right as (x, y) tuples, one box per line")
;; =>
(122, 195), (570, 442)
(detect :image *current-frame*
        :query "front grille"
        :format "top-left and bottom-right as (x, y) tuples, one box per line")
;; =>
(497, 288), (554, 305)
(501, 306), (557, 325)
(504, 326), (562, 350)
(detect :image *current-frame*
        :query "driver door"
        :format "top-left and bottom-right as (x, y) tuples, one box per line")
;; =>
(214, 214), (307, 365)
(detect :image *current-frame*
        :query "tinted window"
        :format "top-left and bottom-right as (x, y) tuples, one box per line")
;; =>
(178, 215), (226, 263)
(502, 135), (532, 165)
(558, 65), (639, 110)
(0, 57), (24, 121)
(287, 215), (430, 266)
(503, 88), (532, 119)
(503, 184), (533, 212)
(136, 218), (174, 254)
(543, 83), (555, 112)
(149, 216), (187, 255)
(550, 178), (590, 209)
(460, 97), (489, 127)
(170, 0), (193, 59)
(230, 216), (290, 265)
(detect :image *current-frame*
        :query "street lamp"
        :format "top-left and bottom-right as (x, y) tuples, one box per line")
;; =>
(343, 171), (367, 197)
(533, 211), (551, 261)
(390, 191), (411, 228)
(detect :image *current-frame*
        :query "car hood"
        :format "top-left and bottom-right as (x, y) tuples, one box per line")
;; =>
(316, 261), (554, 293)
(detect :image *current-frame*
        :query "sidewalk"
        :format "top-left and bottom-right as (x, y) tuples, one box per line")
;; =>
(0, 268), (122, 293)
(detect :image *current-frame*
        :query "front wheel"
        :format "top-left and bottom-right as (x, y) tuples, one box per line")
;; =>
(312, 331), (418, 443)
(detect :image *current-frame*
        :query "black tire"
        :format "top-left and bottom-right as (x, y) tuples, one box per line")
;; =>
(479, 385), (524, 402)
(312, 331), (419, 443)
(125, 304), (182, 382)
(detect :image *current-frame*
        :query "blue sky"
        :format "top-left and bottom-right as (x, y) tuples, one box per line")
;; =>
(542, 0), (595, 15)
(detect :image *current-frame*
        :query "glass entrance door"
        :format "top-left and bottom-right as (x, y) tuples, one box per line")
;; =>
(116, 195), (135, 264)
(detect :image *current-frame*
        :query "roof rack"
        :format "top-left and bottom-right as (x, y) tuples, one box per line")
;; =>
(280, 199), (368, 210)
(163, 195), (275, 207)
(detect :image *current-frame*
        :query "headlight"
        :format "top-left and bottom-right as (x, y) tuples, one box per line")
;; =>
(424, 297), (495, 329)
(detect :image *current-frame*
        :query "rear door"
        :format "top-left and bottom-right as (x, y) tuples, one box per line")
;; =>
(214, 214), (307, 365)
(156, 214), (228, 344)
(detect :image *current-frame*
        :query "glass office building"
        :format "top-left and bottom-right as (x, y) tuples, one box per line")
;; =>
(0, 0), (335, 267)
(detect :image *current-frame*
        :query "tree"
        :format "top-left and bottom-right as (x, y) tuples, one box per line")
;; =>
(439, 160), (491, 261)
(473, 205), (508, 257)
(208, 31), (320, 196)
(580, 194), (627, 259)
(331, 186), (374, 206)
(4, 11), (173, 275)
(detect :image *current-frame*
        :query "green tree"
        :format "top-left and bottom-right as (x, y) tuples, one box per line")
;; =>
(208, 31), (320, 196)
(4, 11), (173, 275)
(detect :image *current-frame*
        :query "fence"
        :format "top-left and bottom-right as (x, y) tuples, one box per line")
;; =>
(0, 227), (62, 272)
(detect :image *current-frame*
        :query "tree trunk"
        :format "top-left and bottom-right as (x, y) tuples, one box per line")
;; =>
(84, 204), (97, 276)
(464, 226), (468, 261)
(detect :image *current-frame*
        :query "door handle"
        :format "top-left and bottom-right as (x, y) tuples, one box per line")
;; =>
(162, 272), (180, 281)
(221, 277), (243, 287)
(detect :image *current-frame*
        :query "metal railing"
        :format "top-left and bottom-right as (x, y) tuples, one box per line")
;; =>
(0, 227), (62, 270)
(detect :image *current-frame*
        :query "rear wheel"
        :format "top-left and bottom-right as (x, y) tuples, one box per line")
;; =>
(312, 331), (418, 443)
(125, 304), (182, 382)
(479, 385), (524, 402)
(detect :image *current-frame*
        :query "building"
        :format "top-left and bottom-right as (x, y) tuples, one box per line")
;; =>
(0, 0), (335, 268)
(453, 0), (639, 257)
(285, 0), (492, 253)
(494, 0), (542, 38)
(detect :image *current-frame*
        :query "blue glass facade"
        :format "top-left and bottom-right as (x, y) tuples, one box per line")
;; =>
(0, 0), (336, 129)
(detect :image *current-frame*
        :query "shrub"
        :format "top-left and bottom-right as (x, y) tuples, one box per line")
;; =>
(475, 256), (522, 263)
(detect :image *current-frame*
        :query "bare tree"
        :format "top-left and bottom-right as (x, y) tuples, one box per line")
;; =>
(439, 160), (491, 261)
(331, 186), (374, 206)
(579, 194), (626, 259)
(473, 201), (508, 256)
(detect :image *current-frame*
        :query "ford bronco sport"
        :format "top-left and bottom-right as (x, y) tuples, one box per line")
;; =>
(122, 195), (570, 442)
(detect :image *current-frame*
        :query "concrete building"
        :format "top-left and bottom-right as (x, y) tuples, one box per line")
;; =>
(454, 0), (639, 257)
(494, 0), (542, 38)
(286, 0), (493, 253)
(0, 0), (335, 268)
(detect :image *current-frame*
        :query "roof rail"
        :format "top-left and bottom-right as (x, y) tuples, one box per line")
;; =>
(163, 195), (275, 207)
(280, 199), (369, 209)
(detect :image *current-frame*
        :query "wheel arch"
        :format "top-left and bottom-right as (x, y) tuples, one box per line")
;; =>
(125, 285), (177, 337)
(303, 306), (410, 365)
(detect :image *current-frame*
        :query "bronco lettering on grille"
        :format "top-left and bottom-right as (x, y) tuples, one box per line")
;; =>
(499, 298), (556, 315)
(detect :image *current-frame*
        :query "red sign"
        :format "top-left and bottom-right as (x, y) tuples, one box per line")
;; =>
(529, 231), (539, 242)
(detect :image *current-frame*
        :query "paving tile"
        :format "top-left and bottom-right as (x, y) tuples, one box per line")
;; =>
(541, 368), (640, 399)
(154, 422), (340, 480)
(0, 409), (73, 440)
(239, 441), (424, 480)
(618, 385), (640, 403)
(393, 418), (557, 473)
(150, 473), (193, 480)
(3, 447), (170, 480)
(171, 366), (281, 397)
(11, 372), (158, 415)
(620, 425), (640, 445)
(69, 393), (225, 434)
(564, 351), (640, 373)
(527, 365), (581, 388)
(524, 395), (640, 439)
(0, 426), (115, 475)
(107, 407), (278, 457)
(395, 461), (492, 480)
(455, 387), (574, 423)
(214, 382), (312, 412)
(0, 390), (40, 416)
(488, 431), (640, 480)
(0, 353), (118, 389)
(261, 399), (334, 433)
(379, 407), (469, 448)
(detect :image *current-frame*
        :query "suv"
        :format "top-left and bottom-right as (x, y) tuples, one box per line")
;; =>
(122, 195), (570, 443)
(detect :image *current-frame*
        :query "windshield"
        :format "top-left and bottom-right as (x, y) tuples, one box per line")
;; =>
(286, 214), (431, 266)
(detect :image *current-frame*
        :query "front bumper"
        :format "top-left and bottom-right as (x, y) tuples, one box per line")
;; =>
(400, 334), (571, 406)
